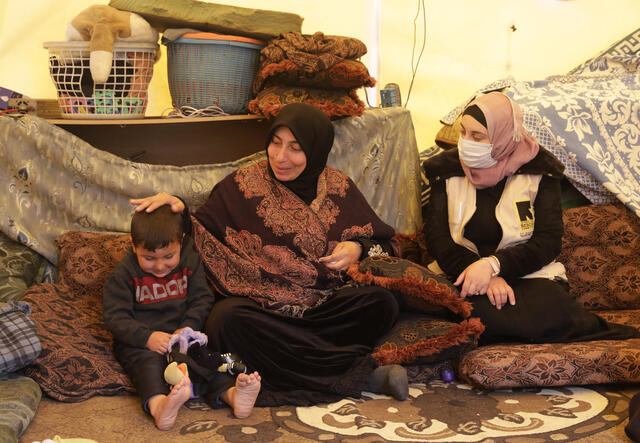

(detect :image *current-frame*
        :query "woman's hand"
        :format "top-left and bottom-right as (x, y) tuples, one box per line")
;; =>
(146, 331), (172, 354)
(486, 277), (515, 309)
(319, 241), (362, 271)
(454, 259), (494, 298)
(130, 193), (184, 213)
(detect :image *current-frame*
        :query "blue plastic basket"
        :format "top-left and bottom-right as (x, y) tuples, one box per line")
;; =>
(165, 37), (263, 114)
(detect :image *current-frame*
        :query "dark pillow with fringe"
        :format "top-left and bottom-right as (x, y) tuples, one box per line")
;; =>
(374, 312), (479, 366)
(347, 256), (484, 366)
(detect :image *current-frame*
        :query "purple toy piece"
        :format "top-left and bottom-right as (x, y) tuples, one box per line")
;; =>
(441, 369), (455, 383)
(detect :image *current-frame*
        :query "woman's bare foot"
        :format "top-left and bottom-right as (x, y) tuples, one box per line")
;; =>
(148, 375), (192, 430)
(224, 371), (261, 419)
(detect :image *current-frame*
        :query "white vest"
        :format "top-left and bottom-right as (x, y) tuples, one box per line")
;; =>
(429, 174), (566, 281)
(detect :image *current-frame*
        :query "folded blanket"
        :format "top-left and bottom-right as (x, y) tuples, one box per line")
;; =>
(259, 32), (368, 73)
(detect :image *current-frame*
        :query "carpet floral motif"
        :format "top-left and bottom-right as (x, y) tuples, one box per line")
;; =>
(176, 381), (632, 442)
(276, 381), (630, 442)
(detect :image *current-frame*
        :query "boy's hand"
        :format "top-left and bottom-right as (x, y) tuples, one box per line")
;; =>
(146, 331), (172, 354)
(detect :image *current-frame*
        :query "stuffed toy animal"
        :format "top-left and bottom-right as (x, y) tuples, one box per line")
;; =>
(66, 5), (158, 83)
(163, 328), (248, 406)
(164, 361), (189, 386)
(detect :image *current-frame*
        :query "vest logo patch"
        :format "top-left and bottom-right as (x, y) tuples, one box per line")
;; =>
(515, 200), (534, 234)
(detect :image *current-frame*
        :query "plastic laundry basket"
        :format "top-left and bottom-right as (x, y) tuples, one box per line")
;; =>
(43, 41), (158, 119)
(165, 33), (264, 114)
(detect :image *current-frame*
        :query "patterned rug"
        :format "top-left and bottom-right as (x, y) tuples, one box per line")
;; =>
(22, 381), (637, 442)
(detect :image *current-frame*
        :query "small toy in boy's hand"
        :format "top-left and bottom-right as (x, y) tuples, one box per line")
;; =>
(441, 369), (455, 383)
(164, 361), (188, 385)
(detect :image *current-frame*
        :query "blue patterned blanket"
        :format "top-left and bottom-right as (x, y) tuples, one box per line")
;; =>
(442, 28), (640, 217)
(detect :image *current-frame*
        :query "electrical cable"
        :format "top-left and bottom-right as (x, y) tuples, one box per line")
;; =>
(405, 0), (426, 108)
(161, 105), (229, 118)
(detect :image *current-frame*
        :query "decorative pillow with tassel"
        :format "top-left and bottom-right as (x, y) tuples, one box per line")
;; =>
(347, 256), (484, 366)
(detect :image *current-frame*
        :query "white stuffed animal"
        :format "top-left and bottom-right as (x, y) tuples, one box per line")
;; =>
(66, 5), (158, 83)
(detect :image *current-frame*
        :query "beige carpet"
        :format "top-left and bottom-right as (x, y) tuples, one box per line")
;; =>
(21, 381), (638, 443)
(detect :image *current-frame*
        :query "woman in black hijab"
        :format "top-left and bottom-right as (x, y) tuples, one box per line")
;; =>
(132, 103), (408, 406)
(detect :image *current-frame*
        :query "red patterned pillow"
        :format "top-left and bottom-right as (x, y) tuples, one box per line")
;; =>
(248, 86), (365, 119)
(55, 231), (131, 296)
(253, 59), (376, 94)
(558, 204), (640, 310)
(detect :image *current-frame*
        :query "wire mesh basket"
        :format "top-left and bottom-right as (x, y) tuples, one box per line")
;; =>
(43, 41), (158, 119)
(165, 34), (264, 114)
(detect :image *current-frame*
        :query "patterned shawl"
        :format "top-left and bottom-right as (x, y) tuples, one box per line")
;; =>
(192, 160), (395, 317)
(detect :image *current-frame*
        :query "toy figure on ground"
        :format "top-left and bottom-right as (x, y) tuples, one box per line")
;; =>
(103, 205), (260, 430)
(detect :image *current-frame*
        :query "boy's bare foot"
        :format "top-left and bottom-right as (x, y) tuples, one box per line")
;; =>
(149, 375), (192, 430)
(224, 371), (261, 419)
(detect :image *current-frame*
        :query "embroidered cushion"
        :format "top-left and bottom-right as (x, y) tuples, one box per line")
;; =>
(459, 309), (640, 389)
(248, 86), (365, 119)
(348, 256), (484, 366)
(558, 204), (640, 310)
(351, 256), (466, 316)
(374, 312), (478, 366)
(459, 338), (640, 389)
(56, 231), (131, 296)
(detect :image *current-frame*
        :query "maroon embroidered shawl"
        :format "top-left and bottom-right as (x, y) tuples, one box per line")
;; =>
(192, 160), (395, 317)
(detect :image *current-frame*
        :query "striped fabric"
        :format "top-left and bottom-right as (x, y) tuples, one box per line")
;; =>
(418, 145), (444, 207)
(0, 301), (40, 375)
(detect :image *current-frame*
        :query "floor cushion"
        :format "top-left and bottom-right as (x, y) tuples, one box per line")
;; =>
(0, 374), (41, 443)
(459, 310), (640, 389)
(20, 282), (135, 401)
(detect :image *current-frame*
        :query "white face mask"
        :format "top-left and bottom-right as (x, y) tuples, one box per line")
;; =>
(458, 136), (497, 169)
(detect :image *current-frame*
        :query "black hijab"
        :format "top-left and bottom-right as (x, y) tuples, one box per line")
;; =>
(266, 103), (335, 205)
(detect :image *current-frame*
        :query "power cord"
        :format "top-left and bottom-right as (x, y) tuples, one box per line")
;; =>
(405, 0), (426, 108)
(161, 105), (229, 118)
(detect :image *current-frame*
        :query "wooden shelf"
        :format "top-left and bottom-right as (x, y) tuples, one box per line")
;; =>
(50, 114), (271, 166)
(47, 114), (264, 125)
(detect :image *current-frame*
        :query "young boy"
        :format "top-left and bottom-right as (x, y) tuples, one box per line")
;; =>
(103, 205), (260, 431)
